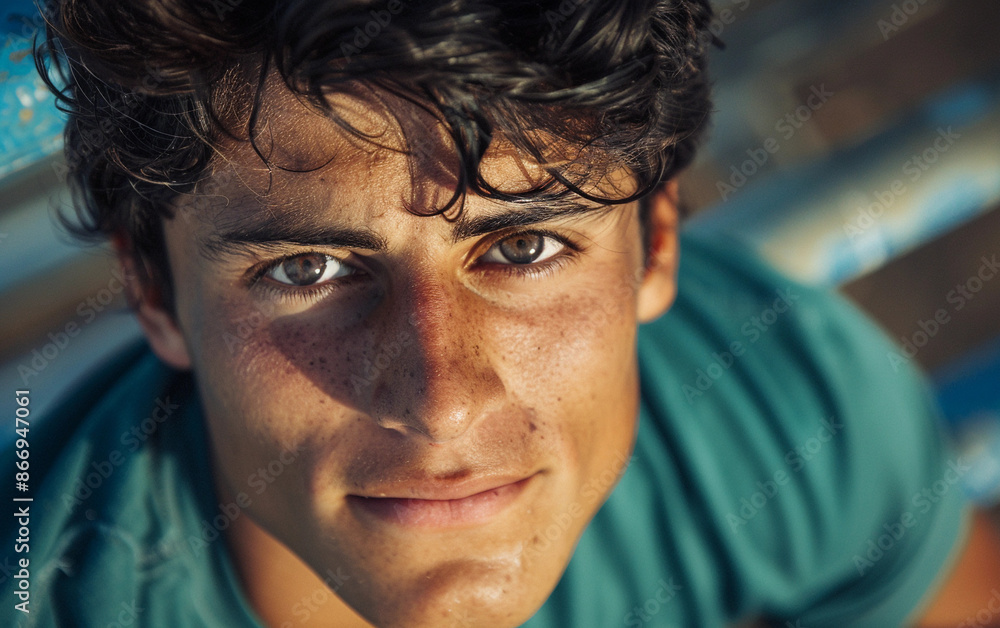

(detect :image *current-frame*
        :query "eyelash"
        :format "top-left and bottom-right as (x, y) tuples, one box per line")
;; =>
(246, 228), (582, 303)
(474, 229), (581, 280)
(243, 259), (351, 305)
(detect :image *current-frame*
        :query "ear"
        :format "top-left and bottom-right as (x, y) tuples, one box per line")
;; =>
(636, 180), (680, 324)
(113, 235), (192, 370)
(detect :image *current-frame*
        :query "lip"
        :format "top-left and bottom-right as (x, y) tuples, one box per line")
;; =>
(347, 474), (537, 529)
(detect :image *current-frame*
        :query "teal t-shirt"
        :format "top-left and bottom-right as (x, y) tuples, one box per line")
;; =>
(2, 231), (969, 627)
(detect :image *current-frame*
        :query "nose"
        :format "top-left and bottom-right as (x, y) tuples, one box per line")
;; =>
(367, 272), (505, 444)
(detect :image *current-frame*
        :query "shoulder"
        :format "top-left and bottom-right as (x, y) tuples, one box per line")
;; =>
(0, 342), (207, 624)
(11, 340), (183, 502)
(640, 229), (945, 457)
(632, 230), (970, 625)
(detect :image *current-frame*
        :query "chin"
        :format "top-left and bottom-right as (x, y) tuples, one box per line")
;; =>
(309, 535), (565, 628)
(361, 573), (547, 628)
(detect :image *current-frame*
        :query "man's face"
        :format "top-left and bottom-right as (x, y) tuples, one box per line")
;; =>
(148, 79), (677, 627)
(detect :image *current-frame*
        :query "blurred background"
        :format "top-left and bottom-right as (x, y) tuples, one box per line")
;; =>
(1, 1), (999, 500)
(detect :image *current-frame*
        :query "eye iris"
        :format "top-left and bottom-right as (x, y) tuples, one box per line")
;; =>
(281, 255), (326, 286)
(499, 234), (544, 264)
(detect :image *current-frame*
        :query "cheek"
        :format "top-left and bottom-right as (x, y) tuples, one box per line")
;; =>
(512, 263), (638, 385)
(496, 302), (634, 407)
(185, 291), (350, 447)
(490, 281), (640, 459)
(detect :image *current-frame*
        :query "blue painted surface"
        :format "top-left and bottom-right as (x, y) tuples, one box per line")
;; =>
(0, 0), (64, 181)
(688, 72), (1000, 286)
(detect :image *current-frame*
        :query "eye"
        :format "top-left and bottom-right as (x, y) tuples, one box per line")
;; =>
(263, 253), (355, 287)
(480, 232), (566, 265)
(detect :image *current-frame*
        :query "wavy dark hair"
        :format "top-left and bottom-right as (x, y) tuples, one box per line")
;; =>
(35, 0), (716, 310)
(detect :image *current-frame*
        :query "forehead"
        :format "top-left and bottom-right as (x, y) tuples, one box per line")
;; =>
(176, 72), (636, 238)
(211, 73), (554, 184)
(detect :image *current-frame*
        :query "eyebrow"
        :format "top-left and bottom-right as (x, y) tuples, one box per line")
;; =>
(200, 197), (612, 258)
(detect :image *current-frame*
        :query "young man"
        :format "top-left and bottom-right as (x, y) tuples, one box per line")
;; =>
(5, 0), (1000, 626)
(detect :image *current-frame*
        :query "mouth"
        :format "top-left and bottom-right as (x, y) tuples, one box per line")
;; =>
(346, 474), (537, 529)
